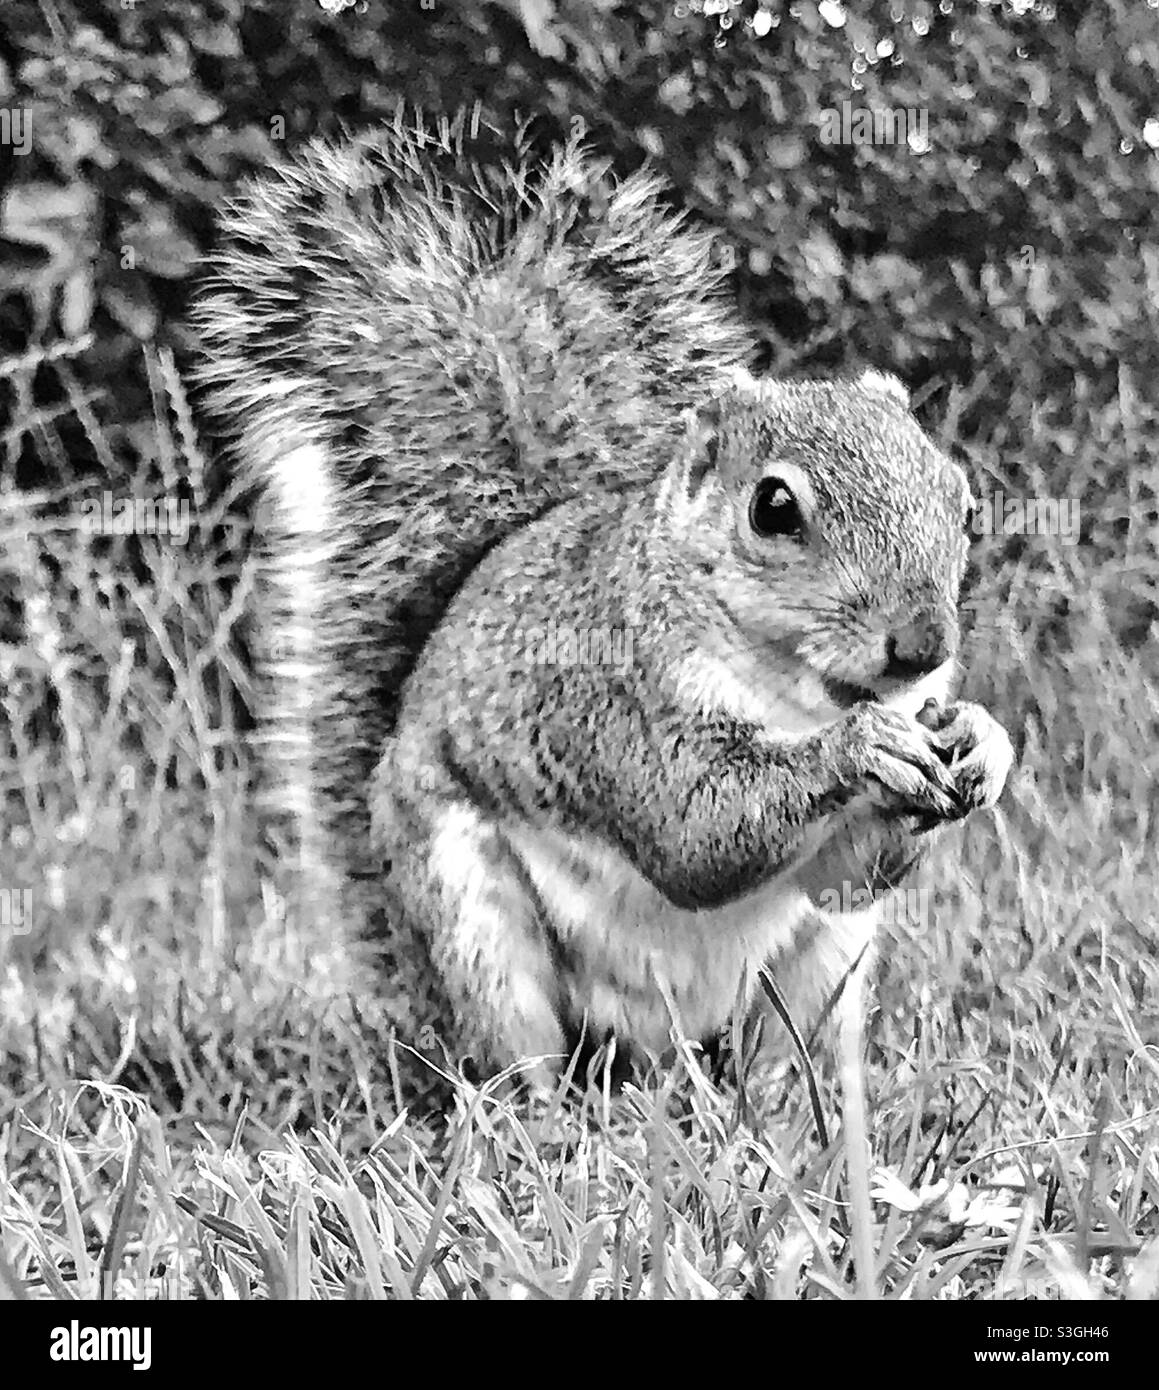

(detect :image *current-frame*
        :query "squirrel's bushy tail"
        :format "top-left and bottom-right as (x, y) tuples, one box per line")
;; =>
(194, 106), (753, 925)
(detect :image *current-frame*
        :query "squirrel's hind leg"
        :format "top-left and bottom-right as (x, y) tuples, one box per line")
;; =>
(371, 766), (569, 1090)
(761, 899), (882, 1055)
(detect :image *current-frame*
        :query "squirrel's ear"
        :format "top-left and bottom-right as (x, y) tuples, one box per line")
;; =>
(683, 401), (723, 492)
(658, 404), (721, 518)
(856, 368), (910, 409)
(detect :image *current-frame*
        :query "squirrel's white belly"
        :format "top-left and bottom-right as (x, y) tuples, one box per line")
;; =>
(503, 822), (816, 1049)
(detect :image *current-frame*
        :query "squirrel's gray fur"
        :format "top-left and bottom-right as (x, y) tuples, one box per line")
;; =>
(195, 108), (749, 883)
(195, 110), (1012, 1101)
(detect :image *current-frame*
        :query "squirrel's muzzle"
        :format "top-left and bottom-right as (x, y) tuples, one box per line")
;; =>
(882, 611), (956, 681)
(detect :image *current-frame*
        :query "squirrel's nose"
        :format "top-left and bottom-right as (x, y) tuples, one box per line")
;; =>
(882, 612), (954, 680)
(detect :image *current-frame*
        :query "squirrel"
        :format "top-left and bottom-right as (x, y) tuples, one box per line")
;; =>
(194, 109), (1013, 1100)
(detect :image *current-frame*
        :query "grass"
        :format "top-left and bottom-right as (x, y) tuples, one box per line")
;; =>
(1, 338), (1157, 1300)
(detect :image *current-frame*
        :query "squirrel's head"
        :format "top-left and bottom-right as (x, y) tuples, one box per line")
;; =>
(656, 370), (974, 726)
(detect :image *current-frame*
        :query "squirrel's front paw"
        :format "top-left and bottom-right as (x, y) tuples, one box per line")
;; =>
(918, 699), (1014, 813)
(838, 704), (961, 820)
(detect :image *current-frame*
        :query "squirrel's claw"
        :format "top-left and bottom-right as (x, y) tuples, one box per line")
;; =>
(844, 704), (961, 820)
(929, 700), (1014, 813)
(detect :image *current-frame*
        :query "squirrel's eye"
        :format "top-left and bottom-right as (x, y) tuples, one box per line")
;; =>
(749, 477), (803, 540)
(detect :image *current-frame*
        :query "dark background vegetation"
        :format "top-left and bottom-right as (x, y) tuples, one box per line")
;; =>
(3, 0), (1157, 648)
(0, 1), (1152, 413)
(0, 0), (1157, 1301)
